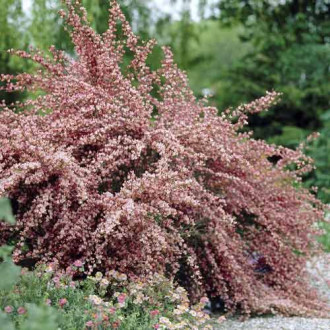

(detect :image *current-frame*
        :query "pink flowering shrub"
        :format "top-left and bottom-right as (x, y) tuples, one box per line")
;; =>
(0, 0), (327, 316)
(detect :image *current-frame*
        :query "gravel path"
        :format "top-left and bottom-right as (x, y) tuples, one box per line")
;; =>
(215, 316), (330, 330)
(214, 255), (330, 330)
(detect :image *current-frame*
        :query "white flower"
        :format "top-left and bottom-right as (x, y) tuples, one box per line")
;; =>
(172, 293), (180, 301)
(189, 310), (197, 317)
(173, 308), (184, 315)
(88, 295), (103, 305)
(133, 292), (145, 304)
(95, 272), (103, 281)
(100, 278), (109, 287)
(173, 322), (187, 329)
(159, 317), (171, 325)
(176, 304), (189, 313)
(118, 273), (127, 281)
(175, 287), (186, 294)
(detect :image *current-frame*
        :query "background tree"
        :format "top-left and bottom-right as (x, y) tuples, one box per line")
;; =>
(212, 0), (330, 202)
(215, 0), (330, 138)
(29, 0), (156, 53)
(0, 0), (29, 105)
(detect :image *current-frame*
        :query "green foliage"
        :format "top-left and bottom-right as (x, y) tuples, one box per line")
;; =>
(169, 20), (250, 100)
(0, 0), (30, 105)
(29, 0), (74, 53)
(20, 304), (58, 330)
(28, 0), (155, 54)
(0, 198), (15, 224)
(0, 311), (15, 330)
(0, 261), (21, 291)
(304, 110), (330, 203)
(0, 198), (20, 292)
(268, 126), (307, 149)
(213, 0), (330, 203)
(317, 221), (330, 252)
(1, 269), (91, 329)
(216, 0), (330, 126)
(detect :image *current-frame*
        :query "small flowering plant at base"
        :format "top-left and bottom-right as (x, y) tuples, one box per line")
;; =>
(0, 264), (217, 329)
(0, 0), (329, 319)
(84, 269), (216, 329)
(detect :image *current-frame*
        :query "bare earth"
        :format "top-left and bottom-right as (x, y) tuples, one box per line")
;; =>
(215, 255), (330, 330)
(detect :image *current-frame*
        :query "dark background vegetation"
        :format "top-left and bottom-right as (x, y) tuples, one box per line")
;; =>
(1, 0), (329, 204)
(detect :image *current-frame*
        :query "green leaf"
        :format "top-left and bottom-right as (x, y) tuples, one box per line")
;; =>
(20, 304), (59, 330)
(0, 260), (21, 290)
(0, 198), (15, 225)
(0, 311), (15, 330)
(0, 245), (14, 260)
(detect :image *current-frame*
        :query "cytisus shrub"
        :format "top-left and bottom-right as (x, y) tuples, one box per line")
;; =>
(0, 0), (327, 317)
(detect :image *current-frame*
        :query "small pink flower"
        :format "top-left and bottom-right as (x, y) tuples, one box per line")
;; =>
(53, 276), (60, 284)
(85, 320), (93, 327)
(150, 309), (160, 317)
(45, 299), (52, 306)
(200, 296), (209, 304)
(74, 260), (84, 267)
(17, 306), (26, 315)
(4, 306), (13, 313)
(59, 298), (68, 308)
(70, 281), (76, 288)
(109, 307), (116, 314)
(154, 324), (160, 329)
(112, 320), (120, 329)
(117, 293), (126, 304)
(66, 266), (75, 276)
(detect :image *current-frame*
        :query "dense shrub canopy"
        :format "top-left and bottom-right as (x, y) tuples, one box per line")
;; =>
(0, 0), (327, 317)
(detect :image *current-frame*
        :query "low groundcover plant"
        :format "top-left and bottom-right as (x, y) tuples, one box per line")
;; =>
(0, 0), (328, 318)
(0, 263), (218, 329)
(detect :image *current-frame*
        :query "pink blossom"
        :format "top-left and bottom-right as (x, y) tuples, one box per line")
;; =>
(45, 299), (52, 306)
(154, 324), (160, 329)
(73, 260), (83, 267)
(59, 298), (68, 308)
(200, 297), (209, 304)
(117, 293), (127, 304)
(150, 309), (160, 317)
(17, 307), (26, 315)
(66, 266), (75, 276)
(109, 307), (116, 314)
(4, 306), (13, 313)
(112, 321), (120, 329)
(85, 321), (93, 327)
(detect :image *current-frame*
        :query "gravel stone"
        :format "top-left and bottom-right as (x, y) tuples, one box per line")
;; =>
(216, 316), (330, 330)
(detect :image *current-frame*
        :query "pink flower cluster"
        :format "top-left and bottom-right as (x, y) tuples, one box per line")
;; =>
(4, 306), (26, 315)
(0, 0), (327, 317)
